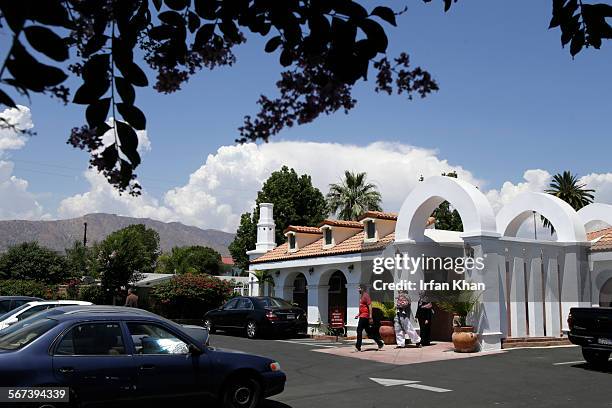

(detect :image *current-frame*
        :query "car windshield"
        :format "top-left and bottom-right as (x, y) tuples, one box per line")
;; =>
(0, 303), (31, 321)
(0, 318), (58, 350)
(257, 297), (294, 309)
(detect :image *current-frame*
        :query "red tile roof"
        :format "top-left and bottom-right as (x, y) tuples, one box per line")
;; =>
(251, 231), (395, 264)
(318, 219), (363, 228)
(358, 211), (398, 221)
(588, 227), (612, 252)
(283, 225), (322, 235)
(221, 257), (234, 265)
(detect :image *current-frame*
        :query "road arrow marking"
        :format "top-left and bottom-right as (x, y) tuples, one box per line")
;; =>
(405, 384), (452, 393)
(369, 378), (419, 387)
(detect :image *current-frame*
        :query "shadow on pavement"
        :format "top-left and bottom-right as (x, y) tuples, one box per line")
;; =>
(570, 362), (612, 374)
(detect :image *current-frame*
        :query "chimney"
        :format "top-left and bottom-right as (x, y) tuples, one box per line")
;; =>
(255, 203), (276, 251)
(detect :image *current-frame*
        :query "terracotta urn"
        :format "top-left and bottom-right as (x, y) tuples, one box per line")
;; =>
(379, 321), (396, 345)
(452, 326), (479, 352)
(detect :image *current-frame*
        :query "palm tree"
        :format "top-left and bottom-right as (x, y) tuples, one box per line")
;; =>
(326, 171), (383, 220)
(253, 270), (275, 296)
(543, 171), (595, 234)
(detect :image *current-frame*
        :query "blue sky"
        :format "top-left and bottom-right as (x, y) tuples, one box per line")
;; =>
(2, 0), (612, 231)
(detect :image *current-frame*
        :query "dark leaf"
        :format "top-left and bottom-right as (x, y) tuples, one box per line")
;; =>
(24, 26), (69, 61)
(82, 54), (110, 82)
(570, 29), (585, 56)
(116, 121), (141, 167)
(28, 0), (71, 27)
(0, 1), (26, 32)
(117, 103), (146, 130)
(95, 122), (112, 136)
(164, 0), (189, 11)
(101, 143), (119, 169)
(72, 79), (110, 104)
(149, 25), (176, 40)
(370, 6), (396, 26)
(153, 0), (163, 11)
(188, 11), (201, 33)
(194, 24), (215, 48)
(86, 98), (111, 128)
(83, 34), (109, 58)
(358, 19), (388, 53)
(265, 36), (283, 53)
(220, 19), (241, 42)
(115, 57), (148, 87)
(159, 11), (185, 26)
(0, 89), (17, 108)
(195, 0), (217, 19)
(6, 41), (68, 92)
(115, 77), (135, 105)
(280, 48), (293, 66)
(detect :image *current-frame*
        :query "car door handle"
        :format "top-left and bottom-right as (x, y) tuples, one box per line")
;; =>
(58, 367), (74, 373)
(139, 364), (156, 370)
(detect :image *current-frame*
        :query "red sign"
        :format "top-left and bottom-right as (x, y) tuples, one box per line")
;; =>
(330, 307), (344, 329)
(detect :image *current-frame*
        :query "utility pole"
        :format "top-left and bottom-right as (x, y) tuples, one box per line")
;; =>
(83, 222), (88, 247)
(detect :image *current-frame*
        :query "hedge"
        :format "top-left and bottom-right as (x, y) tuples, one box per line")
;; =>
(150, 274), (234, 319)
(0, 279), (58, 299)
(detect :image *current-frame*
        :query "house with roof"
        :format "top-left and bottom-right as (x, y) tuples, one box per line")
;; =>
(247, 176), (612, 350)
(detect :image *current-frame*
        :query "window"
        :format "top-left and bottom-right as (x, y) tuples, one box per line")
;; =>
(18, 305), (52, 321)
(366, 220), (376, 239)
(288, 233), (296, 249)
(55, 323), (125, 355)
(294, 276), (306, 294)
(324, 228), (333, 246)
(0, 318), (58, 351)
(256, 297), (294, 309)
(328, 275), (343, 294)
(127, 323), (189, 355)
(222, 298), (239, 310)
(0, 300), (10, 314)
(236, 298), (253, 310)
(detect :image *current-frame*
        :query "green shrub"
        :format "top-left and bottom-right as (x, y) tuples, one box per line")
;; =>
(151, 274), (234, 319)
(371, 301), (396, 321)
(0, 279), (58, 299)
(78, 285), (105, 304)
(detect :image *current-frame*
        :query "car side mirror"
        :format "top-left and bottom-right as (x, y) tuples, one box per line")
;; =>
(188, 344), (202, 355)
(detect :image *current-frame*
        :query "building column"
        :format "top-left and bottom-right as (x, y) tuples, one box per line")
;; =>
(510, 256), (527, 338)
(306, 285), (329, 332)
(346, 283), (361, 335)
(275, 285), (294, 302)
(543, 253), (561, 337)
(528, 255), (545, 337)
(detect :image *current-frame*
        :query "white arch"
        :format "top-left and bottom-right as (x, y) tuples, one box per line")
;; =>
(395, 176), (497, 242)
(496, 192), (587, 242)
(577, 203), (612, 232)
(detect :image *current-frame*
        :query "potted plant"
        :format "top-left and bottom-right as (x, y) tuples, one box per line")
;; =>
(434, 288), (481, 352)
(372, 301), (396, 345)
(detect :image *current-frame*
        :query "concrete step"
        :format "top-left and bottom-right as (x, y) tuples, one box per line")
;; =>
(502, 336), (571, 349)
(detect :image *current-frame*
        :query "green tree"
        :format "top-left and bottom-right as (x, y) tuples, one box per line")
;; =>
(543, 171), (595, 234)
(229, 166), (327, 270)
(65, 241), (99, 278)
(98, 224), (160, 302)
(156, 245), (222, 275)
(0, 242), (69, 284)
(326, 170), (382, 220)
(428, 171), (463, 232)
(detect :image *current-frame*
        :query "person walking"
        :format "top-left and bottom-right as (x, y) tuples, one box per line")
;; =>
(416, 296), (433, 346)
(124, 288), (139, 308)
(354, 284), (384, 352)
(394, 291), (421, 348)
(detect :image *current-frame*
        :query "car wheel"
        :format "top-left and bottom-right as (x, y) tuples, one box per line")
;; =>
(582, 348), (611, 367)
(222, 376), (262, 408)
(204, 318), (216, 334)
(246, 320), (258, 339)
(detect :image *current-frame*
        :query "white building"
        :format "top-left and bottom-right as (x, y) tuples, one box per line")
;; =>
(247, 176), (612, 351)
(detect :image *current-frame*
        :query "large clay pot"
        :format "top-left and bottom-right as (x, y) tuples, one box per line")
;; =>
(452, 326), (479, 352)
(379, 321), (396, 345)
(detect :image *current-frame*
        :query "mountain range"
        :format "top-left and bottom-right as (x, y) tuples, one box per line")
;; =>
(0, 213), (234, 256)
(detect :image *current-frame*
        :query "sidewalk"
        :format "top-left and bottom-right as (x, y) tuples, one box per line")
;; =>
(313, 340), (506, 365)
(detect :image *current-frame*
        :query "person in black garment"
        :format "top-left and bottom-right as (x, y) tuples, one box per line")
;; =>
(416, 297), (434, 346)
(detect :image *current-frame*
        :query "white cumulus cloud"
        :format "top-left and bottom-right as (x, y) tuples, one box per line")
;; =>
(0, 105), (49, 220)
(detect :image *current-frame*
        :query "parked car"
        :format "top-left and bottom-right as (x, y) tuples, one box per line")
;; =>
(0, 295), (43, 314)
(0, 306), (285, 408)
(204, 296), (307, 339)
(568, 307), (612, 367)
(0, 300), (92, 330)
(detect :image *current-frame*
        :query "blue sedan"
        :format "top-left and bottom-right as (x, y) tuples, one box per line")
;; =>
(0, 306), (285, 407)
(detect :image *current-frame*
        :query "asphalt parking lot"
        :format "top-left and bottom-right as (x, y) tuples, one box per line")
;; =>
(210, 333), (612, 408)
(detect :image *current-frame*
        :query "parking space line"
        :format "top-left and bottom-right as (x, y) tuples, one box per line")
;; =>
(553, 360), (585, 366)
(404, 384), (452, 393)
(276, 340), (338, 348)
